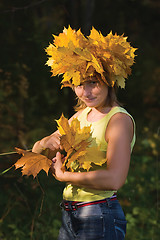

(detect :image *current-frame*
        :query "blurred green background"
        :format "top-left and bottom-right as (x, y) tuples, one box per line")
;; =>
(0, 0), (159, 239)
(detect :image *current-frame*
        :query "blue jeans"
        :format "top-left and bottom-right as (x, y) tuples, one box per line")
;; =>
(58, 198), (127, 240)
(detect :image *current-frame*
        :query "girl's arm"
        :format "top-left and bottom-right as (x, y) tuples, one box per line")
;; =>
(52, 113), (134, 191)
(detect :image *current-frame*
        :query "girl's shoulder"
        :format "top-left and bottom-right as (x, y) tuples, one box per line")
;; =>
(105, 107), (135, 144)
(106, 106), (135, 131)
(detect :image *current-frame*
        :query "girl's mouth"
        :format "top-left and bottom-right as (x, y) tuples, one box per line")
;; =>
(84, 97), (96, 102)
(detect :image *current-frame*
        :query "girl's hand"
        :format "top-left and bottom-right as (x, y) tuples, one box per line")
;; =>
(51, 152), (65, 181)
(32, 131), (62, 154)
(40, 132), (62, 151)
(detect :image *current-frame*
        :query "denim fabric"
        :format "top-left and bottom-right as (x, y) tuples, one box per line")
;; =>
(58, 199), (127, 240)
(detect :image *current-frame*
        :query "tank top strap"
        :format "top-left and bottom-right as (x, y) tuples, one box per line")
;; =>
(105, 106), (132, 123)
(77, 107), (91, 123)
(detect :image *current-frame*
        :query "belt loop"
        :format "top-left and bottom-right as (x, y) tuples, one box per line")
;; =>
(74, 203), (78, 210)
(105, 198), (109, 207)
(68, 202), (73, 210)
(107, 198), (112, 208)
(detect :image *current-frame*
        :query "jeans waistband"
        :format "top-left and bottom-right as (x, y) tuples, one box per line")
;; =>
(60, 194), (117, 211)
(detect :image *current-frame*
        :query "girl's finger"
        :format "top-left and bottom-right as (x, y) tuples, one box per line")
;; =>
(56, 151), (61, 159)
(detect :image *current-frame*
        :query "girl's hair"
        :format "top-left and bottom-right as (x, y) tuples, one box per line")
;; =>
(74, 85), (121, 112)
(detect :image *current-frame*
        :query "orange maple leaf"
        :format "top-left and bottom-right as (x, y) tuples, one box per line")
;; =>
(15, 148), (53, 178)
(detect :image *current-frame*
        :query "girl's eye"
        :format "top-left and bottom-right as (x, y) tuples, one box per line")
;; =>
(90, 81), (97, 85)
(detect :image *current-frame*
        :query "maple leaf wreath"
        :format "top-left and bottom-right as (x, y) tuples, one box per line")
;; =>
(45, 26), (137, 89)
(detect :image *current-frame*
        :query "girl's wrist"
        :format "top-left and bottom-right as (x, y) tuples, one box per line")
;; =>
(57, 171), (69, 182)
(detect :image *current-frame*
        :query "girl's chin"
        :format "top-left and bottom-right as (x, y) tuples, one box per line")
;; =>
(84, 102), (96, 107)
(83, 99), (97, 106)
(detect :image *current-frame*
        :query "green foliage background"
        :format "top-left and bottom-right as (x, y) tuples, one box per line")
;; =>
(0, 0), (159, 239)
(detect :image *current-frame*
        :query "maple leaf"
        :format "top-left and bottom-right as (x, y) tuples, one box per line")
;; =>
(78, 146), (107, 171)
(56, 114), (92, 171)
(14, 148), (53, 178)
(115, 76), (125, 88)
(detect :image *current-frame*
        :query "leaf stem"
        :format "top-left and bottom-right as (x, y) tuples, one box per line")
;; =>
(0, 165), (14, 175)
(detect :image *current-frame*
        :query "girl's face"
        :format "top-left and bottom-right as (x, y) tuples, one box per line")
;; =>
(74, 78), (109, 110)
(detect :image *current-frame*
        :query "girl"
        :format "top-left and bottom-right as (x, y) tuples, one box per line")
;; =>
(32, 27), (136, 240)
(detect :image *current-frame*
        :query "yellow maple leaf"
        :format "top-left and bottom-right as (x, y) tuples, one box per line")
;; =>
(74, 48), (92, 61)
(71, 71), (81, 86)
(78, 146), (107, 171)
(115, 76), (125, 88)
(65, 141), (88, 171)
(14, 148), (53, 178)
(56, 114), (92, 171)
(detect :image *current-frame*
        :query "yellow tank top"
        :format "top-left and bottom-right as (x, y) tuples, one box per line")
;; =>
(63, 106), (136, 201)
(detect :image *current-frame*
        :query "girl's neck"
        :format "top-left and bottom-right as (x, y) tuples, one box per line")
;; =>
(87, 103), (119, 122)
(90, 102), (119, 113)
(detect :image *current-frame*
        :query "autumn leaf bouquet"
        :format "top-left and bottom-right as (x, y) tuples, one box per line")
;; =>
(14, 114), (106, 178)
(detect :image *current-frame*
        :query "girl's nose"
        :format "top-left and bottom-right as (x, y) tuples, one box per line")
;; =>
(83, 84), (91, 97)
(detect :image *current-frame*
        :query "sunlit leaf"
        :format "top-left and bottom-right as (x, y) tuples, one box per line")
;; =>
(15, 148), (52, 178)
